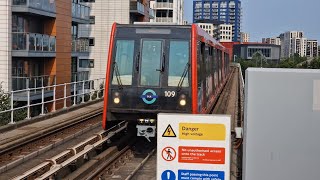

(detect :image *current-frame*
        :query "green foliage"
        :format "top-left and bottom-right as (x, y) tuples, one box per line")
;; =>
(0, 85), (27, 126)
(237, 55), (320, 80)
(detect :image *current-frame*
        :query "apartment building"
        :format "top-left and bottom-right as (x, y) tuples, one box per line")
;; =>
(262, 37), (281, 45)
(79, 0), (154, 81)
(196, 23), (215, 37)
(219, 24), (233, 42)
(150, 0), (184, 24)
(193, 0), (242, 42)
(306, 40), (318, 58)
(240, 32), (249, 42)
(0, 0), (153, 116)
(0, 0), (92, 114)
(281, 31), (306, 58)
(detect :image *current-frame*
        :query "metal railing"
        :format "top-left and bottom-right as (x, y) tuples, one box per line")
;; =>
(12, 32), (56, 52)
(72, 2), (90, 20)
(154, 2), (173, 9)
(156, 17), (173, 23)
(0, 78), (105, 126)
(12, 75), (56, 91)
(72, 38), (89, 52)
(13, 0), (56, 13)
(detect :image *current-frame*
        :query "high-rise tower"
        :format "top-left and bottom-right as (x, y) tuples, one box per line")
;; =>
(193, 0), (241, 42)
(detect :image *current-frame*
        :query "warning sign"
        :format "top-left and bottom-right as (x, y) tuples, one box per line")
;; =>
(162, 124), (176, 137)
(162, 147), (176, 161)
(179, 123), (226, 140)
(157, 114), (231, 180)
(178, 146), (225, 164)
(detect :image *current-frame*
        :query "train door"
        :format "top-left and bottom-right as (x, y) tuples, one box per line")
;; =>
(139, 39), (163, 87)
(137, 39), (166, 109)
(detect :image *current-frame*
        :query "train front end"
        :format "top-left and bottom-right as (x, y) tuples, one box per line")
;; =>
(103, 24), (192, 141)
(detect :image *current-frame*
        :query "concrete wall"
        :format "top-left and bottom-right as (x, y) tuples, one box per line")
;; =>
(0, 0), (11, 91)
(244, 68), (320, 180)
(81, 0), (130, 81)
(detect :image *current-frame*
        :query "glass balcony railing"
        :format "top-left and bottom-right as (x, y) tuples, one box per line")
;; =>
(12, 0), (56, 13)
(156, 17), (173, 23)
(130, 1), (145, 14)
(149, 8), (155, 18)
(72, 2), (90, 20)
(72, 38), (89, 53)
(12, 32), (56, 52)
(72, 71), (89, 82)
(12, 75), (56, 91)
(154, 2), (173, 9)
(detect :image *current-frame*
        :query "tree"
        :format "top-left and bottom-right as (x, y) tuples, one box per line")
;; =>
(309, 58), (320, 69)
(0, 84), (27, 126)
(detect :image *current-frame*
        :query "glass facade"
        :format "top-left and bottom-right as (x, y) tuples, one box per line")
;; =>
(248, 48), (271, 58)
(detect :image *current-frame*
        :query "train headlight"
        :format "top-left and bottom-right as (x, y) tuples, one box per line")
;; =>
(150, 119), (156, 124)
(114, 97), (120, 104)
(179, 99), (186, 106)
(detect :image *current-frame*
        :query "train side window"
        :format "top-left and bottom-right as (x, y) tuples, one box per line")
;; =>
(168, 41), (189, 87)
(112, 40), (135, 85)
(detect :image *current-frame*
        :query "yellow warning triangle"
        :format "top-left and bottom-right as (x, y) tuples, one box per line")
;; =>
(162, 124), (176, 137)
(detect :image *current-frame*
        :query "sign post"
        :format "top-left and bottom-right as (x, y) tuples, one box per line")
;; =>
(157, 114), (231, 180)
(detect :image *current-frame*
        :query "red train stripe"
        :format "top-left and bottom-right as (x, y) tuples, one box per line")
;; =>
(191, 24), (198, 114)
(102, 23), (117, 130)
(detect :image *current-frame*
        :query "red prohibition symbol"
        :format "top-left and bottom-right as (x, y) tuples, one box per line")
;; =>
(162, 147), (176, 161)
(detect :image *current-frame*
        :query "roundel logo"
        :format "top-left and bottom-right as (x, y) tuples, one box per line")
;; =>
(141, 89), (158, 105)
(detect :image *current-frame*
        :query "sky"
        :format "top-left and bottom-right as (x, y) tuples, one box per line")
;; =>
(184, 0), (320, 42)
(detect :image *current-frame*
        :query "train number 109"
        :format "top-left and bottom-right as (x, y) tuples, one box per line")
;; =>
(164, 91), (176, 97)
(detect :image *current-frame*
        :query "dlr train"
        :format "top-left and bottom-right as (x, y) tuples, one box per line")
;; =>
(102, 23), (230, 140)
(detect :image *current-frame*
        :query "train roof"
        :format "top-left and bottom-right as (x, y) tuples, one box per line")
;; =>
(116, 23), (191, 29)
(114, 23), (225, 49)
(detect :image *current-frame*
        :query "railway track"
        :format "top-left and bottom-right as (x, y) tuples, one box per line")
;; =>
(7, 121), (128, 180)
(0, 111), (103, 179)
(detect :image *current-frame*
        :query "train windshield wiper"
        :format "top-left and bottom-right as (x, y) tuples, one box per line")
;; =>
(113, 62), (123, 89)
(177, 63), (190, 92)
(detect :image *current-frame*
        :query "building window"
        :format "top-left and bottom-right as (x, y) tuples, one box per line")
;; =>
(89, 16), (95, 24)
(79, 59), (94, 68)
(89, 38), (95, 46)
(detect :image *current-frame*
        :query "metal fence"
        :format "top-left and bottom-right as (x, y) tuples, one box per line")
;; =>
(0, 78), (105, 126)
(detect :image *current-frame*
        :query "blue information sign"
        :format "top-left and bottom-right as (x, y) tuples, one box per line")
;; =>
(161, 170), (176, 180)
(178, 170), (225, 180)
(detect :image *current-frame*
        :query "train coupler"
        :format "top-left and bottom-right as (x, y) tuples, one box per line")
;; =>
(136, 119), (156, 142)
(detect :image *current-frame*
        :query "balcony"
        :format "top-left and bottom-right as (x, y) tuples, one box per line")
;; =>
(149, 8), (155, 19)
(12, 0), (56, 18)
(156, 17), (173, 23)
(12, 75), (56, 101)
(72, 38), (89, 56)
(12, 32), (56, 57)
(154, 2), (173, 9)
(72, 2), (91, 24)
(130, 1), (145, 16)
